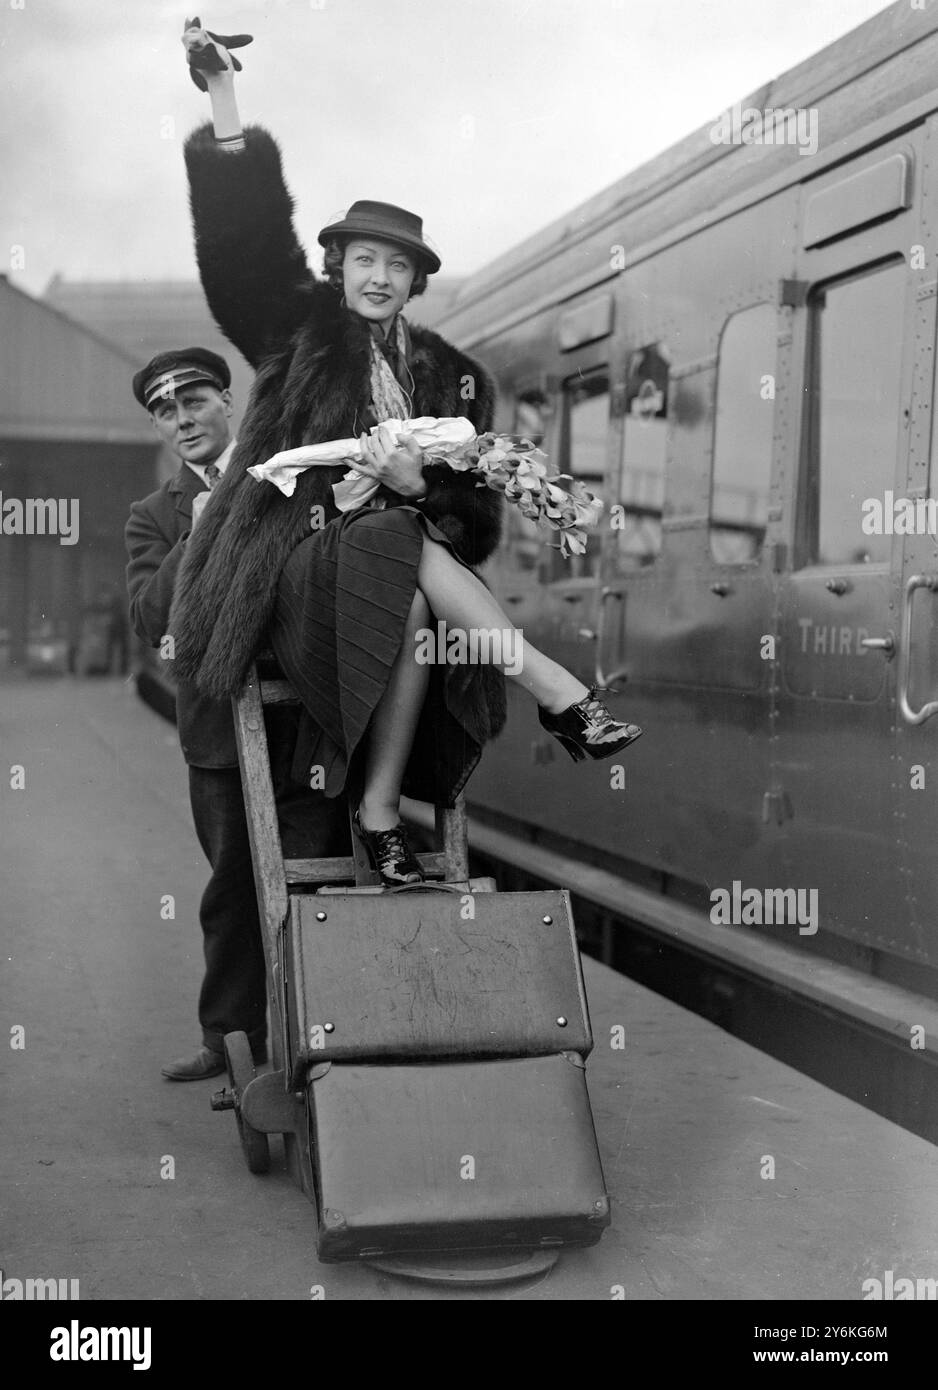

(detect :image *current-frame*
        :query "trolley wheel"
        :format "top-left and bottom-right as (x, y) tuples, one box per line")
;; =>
(223, 1031), (270, 1175)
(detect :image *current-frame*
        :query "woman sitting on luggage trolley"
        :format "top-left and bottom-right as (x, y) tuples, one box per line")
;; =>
(169, 20), (643, 888)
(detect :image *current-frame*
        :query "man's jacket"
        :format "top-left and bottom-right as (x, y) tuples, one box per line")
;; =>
(125, 463), (239, 767)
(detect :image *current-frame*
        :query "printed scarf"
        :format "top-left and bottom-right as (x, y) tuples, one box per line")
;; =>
(367, 314), (413, 423)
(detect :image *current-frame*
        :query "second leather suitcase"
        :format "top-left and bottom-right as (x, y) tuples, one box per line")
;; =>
(306, 1051), (610, 1260)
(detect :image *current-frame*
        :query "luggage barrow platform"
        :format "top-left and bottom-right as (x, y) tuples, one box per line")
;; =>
(212, 655), (611, 1284)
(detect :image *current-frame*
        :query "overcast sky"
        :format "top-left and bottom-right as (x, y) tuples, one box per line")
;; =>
(1, 0), (896, 297)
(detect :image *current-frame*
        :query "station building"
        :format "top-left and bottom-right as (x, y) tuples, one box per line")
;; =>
(0, 275), (161, 668)
(45, 277), (256, 453)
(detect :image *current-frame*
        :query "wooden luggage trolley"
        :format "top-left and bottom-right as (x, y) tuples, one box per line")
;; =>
(212, 651), (611, 1284)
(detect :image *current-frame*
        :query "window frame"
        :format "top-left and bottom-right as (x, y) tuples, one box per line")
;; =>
(617, 342), (671, 571)
(707, 301), (778, 568)
(544, 366), (610, 583)
(795, 254), (906, 572)
(559, 365), (610, 482)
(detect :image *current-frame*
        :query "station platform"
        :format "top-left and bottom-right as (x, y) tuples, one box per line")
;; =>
(1, 673), (936, 1301)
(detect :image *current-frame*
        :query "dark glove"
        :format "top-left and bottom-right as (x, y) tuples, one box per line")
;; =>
(183, 16), (253, 92)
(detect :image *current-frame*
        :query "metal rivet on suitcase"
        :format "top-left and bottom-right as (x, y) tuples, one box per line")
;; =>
(316, 911), (327, 921)
(542, 915), (553, 924)
(323, 1023), (335, 1033)
(556, 1016), (568, 1027)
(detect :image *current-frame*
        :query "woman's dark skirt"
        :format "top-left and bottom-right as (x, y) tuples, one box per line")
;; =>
(268, 503), (505, 809)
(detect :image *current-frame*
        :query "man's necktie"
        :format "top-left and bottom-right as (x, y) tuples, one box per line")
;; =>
(204, 463), (221, 488)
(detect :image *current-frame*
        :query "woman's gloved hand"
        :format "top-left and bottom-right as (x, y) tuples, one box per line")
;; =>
(182, 16), (253, 91)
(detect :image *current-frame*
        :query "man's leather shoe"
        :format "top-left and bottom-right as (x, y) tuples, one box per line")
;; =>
(161, 1045), (226, 1082)
(161, 1042), (268, 1081)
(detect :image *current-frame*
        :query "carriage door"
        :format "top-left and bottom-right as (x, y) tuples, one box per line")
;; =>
(894, 115), (938, 970)
(775, 131), (925, 950)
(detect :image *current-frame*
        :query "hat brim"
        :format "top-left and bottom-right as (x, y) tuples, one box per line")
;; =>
(317, 221), (441, 275)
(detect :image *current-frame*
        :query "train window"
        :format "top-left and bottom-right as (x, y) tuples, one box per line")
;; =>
(710, 305), (775, 564)
(804, 260), (906, 567)
(505, 392), (552, 573)
(618, 344), (669, 565)
(496, 391), (547, 575)
(513, 389), (549, 446)
(546, 370), (610, 580)
(505, 506), (543, 574)
(500, 380), (605, 583)
(563, 371), (608, 478)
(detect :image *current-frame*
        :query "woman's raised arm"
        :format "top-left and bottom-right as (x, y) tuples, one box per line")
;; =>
(180, 21), (319, 366)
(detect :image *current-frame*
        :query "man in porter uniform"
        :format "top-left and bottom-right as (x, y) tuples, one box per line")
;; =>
(125, 347), (347, 1080)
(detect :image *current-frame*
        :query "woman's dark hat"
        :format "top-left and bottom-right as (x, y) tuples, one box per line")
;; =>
(317, 201), (441, 274)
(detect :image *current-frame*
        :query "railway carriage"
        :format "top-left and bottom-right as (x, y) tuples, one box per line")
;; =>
(428, 3), (938, 1085)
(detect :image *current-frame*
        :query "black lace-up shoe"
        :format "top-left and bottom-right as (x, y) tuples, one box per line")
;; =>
(353, 809), (426, 887)
(538, 686), (643, 763)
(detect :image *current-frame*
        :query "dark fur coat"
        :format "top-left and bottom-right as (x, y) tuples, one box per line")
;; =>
(168, 122), (505, 747)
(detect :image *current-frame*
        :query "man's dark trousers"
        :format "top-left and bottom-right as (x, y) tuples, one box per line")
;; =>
(189, 706), (349, 1056)
(126, 464), (351, 1059)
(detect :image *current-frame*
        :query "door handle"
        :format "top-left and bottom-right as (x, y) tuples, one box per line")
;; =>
(898, 574), (938, 725)
(595, 587), (628, 689)
(859, 634), (895, 659)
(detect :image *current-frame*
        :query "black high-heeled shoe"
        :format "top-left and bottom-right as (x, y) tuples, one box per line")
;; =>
(538, 686), (643, 763)
(352, 809), (425, 887)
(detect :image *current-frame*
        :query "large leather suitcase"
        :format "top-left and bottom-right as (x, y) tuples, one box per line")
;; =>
(283, 889), (591, 1084)
(307, 1052), (610, 1260)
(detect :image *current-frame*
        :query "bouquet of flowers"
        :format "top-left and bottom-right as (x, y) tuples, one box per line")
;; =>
(247, 417), (604, 558)
(458, 431), (604, 557)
